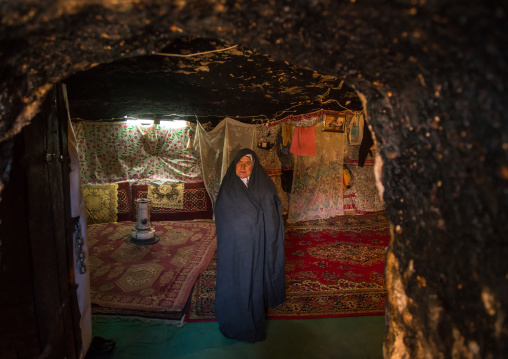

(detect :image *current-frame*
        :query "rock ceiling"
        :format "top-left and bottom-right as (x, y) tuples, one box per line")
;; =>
(65, 37), (363, 124)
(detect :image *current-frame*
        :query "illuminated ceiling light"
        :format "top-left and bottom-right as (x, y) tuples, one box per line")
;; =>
(160, 120), (188, 129)
(137, 119), (154, 126)
(126, 118), (154, 126)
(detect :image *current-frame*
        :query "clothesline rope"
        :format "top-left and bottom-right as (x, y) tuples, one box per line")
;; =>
(152, 45), (239, 58)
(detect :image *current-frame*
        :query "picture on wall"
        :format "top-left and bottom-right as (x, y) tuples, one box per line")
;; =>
(322, 114), (346, 132)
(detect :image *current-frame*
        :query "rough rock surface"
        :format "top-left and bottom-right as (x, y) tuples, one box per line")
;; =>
(0, 0), (507, 358)
(64, 37), (364, 123)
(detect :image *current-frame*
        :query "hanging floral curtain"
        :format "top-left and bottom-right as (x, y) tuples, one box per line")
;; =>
(287, 125), (345, 222)
(72, 121), (202, 185)
(343, 146), (384, 214)
(193, 117), (256, 205)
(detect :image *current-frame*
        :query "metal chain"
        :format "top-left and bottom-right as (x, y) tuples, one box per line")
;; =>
(73, 217), (86, 274)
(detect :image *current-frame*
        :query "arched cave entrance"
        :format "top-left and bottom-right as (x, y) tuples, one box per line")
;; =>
(0, 1), (506, 358)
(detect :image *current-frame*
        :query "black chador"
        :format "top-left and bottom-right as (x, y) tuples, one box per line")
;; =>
(214, 148), (286, 342)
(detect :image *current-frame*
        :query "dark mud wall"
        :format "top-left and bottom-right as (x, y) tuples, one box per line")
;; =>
(0, 1), (506, 357)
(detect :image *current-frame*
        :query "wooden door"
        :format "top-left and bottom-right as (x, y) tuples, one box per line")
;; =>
(0, 85), (81, 358)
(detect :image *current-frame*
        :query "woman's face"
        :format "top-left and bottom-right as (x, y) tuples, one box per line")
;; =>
(236, 155), (253, 178)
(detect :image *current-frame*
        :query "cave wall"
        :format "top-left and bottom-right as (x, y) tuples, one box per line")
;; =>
(0, 1), (507, 358)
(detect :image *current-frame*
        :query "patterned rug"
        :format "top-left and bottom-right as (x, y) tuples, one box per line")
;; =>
(187, 212), (389, 321)
(88, 220), (216, 319)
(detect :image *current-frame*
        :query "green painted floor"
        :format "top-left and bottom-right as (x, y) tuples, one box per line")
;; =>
(90, 315), (386, 359)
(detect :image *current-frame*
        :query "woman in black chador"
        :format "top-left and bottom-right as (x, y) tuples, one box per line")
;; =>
(214, 148), (286, 342)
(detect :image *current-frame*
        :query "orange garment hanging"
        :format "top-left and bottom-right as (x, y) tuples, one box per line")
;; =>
(281, 122), (293, 146)
(290, 125), (316, 156)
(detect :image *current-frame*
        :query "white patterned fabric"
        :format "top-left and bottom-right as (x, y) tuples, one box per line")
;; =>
(193, 117), (256, 205)
(72, 121), (202, 185)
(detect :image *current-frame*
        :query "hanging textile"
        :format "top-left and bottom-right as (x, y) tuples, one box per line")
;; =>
(73, 121), (202, 185)
(348, 112), (365, 145)
(275, 125), (294, 194)
(288, 126), (346, 222)
(343, 146), (384, 214)
(345, 164), (384, 214)
(281, 122), (293, 146)
(193, 117), (256, 205)
(290, 126), (316, 156)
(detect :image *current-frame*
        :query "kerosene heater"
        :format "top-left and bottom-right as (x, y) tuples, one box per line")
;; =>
(129, 198), (159, 245)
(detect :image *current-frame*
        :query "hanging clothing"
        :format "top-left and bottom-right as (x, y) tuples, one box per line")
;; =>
(281, 122), (293, 146)
(290, 125), (316, 156)
(276, 125), (294, 193)
(214, 148), (286, 342)
(193, 117), (256, 206)
(358, 120), (374, 167)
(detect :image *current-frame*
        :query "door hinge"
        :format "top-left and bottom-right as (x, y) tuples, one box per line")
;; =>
(45, 152), (56, 162)
(45, 153), (68, 163)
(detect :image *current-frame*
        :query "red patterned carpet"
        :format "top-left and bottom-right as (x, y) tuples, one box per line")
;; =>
(88, 220), (216, 319)
(187, 212), (389, 321)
